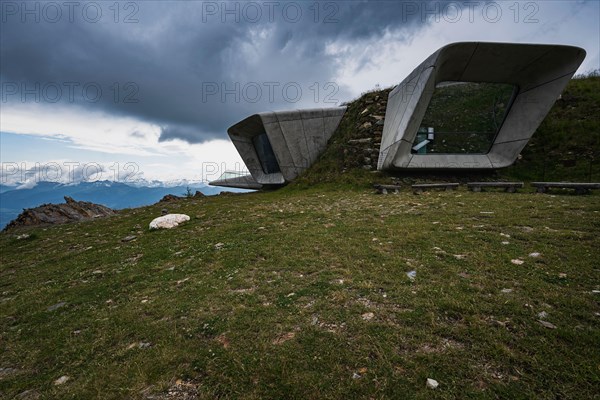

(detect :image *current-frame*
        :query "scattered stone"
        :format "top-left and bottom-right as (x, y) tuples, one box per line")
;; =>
(528, 252), (541, 258)
(558, 273), (567, 279)
(511, 259), (524, 265)
(352, 372), (362, 379)
(501, 288), (513, 293)
(15, 389), (41, 399)
(361, 122), (372, 129)
(121, 235), (137, 242)
(138, 342), (152, 349)
(426, 378), (439, 389)
(538, 320), (557, 329)
(149, 214), (190, 229)
(0, 367), (19, 377)
(500, 233), (510, 238)
(501, 241), (510, 245)
(161, 379), (200, 398)
(537, 311), (548, 319)
(216, 334), (230, 349)
(53, 375), (70, 385)
(348, 138), (372, 144)
(16, 234), (30, 240)
(161, 208), (169, 215)
(453, 254), (467, 260)
(47, 302), (66, 311)
(406, 270), (417, 281)
(361, 312), (375, 321)
(272, 332), (295, 345)
(214, 242), (225, 250)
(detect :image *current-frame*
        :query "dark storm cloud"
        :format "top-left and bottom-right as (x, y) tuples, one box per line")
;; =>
(0, 1), (443, 143)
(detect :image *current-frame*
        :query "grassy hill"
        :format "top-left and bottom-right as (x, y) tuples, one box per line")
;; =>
(1, 75), (599, 399)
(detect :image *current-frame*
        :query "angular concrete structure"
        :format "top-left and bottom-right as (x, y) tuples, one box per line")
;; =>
(378, 42), (586, 170)
(210, 107), (346, 189)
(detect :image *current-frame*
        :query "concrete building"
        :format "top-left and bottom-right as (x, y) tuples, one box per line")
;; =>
(377, 42), (586, 170)
(211, 42), (586, 189)
(209, 107), (346, 189)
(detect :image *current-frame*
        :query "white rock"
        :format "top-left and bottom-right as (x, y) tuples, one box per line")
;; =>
(406, 270), (417, 281)
(537, 311), (548, 319)
(149, 214), (190, 229)
(54, 375), (70, 385)
(361, 312), (374, 321)
(538, 320), (557, 329)
(511, 259), (524, 265)
(529, 252), (541, 258)
(426, 378), (439, 389)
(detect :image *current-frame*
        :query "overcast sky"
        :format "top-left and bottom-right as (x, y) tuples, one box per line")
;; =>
(1, 0), (598, 185)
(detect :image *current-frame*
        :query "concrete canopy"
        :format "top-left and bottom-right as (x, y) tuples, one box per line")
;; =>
(210, 107), (346, 189)
(377, 42), (586, 170)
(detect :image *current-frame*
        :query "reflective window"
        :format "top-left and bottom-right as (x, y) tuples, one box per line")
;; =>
(253, 132), (281, 174)
(412, 82), (517, 154)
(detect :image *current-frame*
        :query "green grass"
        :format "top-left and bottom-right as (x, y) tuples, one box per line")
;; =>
(1, 187), (599, 399)
(505, 73), (600, 182)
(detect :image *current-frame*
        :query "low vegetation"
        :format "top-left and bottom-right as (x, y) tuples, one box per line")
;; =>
(1, 186), (599, 398)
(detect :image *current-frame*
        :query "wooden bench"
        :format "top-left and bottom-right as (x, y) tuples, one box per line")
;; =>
(467, 182), (524, 193)
(374, 184), (402, 194)
(412, 183), (459, 194)
(531, 182), (600, 195)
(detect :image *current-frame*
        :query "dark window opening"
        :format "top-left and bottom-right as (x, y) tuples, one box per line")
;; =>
(412, 82), (517, 154)
(253, 132), (281, 174)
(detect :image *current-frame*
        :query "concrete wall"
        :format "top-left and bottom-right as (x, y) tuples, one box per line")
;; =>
(378, 42), (586, 170)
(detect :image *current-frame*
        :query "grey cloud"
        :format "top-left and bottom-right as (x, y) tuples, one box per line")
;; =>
(0, 1), (439, 144)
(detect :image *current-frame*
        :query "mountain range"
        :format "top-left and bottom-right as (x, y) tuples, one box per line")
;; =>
(0, 180), (241, 229)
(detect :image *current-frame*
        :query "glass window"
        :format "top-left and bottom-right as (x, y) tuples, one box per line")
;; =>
(252, 132), (281, 174)
(412, 82), (517, 154)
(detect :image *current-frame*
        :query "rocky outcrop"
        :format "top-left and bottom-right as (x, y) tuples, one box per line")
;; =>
(3, 196), (116, 231)
(158, 191), (205, 203)
(158, 194), (182, 203)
